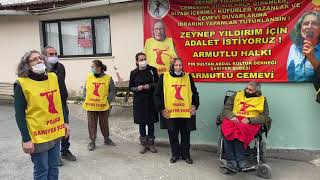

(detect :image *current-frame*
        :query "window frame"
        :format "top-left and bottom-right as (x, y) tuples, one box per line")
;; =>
(42, 16), (112, 58)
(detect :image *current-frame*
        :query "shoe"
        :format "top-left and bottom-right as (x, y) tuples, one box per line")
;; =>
(226, 160), (238, 171)
(184, 157), (193, 164)
(88, 142), (96, 151)
(61, 151), (77, 161)
(139, 137), (148, 154)
(147, 136), (157, 153)
(104, 138), (116, 146)
(58, 158), (63, 166)
(170, 156), (179, 163)
(238, 160), (250, 171)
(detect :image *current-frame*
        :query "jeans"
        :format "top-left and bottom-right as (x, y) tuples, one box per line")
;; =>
(139, 123), (154, 138)
(223, 139), (245, 162)
(31, 142), (60, 180)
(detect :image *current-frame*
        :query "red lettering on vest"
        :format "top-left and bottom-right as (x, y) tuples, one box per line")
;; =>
(92, 82), (105, 97)
(172, 85), (186, 100)
(239, 102), (255, 111)
(40, 90), (58, 114)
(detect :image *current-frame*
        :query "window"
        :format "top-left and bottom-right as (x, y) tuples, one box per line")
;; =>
(42, 16), (112, 57)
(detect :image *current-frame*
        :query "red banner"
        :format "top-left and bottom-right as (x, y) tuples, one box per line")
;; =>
(143, 0), (320, 82)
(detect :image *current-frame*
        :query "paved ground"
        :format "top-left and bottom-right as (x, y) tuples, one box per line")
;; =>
(1, 103), (320, 180)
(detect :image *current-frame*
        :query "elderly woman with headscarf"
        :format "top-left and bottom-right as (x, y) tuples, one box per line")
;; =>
(154, 57), (200, 164)
(14, 50), (70, 180)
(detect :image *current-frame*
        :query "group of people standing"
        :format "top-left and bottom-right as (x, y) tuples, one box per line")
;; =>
(129, 53), (199, 164)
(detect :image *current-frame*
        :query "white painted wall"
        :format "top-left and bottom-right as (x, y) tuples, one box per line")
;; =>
(0, 1), (143, 96)
(0, 15), (41, 83)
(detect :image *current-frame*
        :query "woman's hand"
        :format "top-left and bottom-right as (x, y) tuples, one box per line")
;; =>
(64, 123), (71, 138)
(303, 40), (316, 60)
(190, 105), (196, 116)
(161, 109), (170, 119)
(137, 85), (144, 91)
(303, 40), (319, 69)
(143, 84), (150, 90)
(230, 116), (239, 123)
(22, 141), (35, 154)
(242, 118), (250, 124)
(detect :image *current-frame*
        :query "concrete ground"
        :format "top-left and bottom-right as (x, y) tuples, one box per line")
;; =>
(1, 103), (320, 180)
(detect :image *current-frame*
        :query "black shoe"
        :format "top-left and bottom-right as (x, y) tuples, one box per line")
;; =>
(58, 158), (63, 166)
(170, 156), (179, 163)
(61, 151), (77, 161)
(184, 158), (193, 164)
(104, 138), (116, 146)
(88, 142), (96, 151)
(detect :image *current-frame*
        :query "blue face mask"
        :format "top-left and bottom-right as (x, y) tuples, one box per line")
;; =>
(91, 68), (98, 74)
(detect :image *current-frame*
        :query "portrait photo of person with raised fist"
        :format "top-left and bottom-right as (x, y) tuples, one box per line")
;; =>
(287, 11), (320, 82)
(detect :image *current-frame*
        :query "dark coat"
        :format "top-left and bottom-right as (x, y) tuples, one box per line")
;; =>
(49, 62), (68, 103)
(129, 65), (159, 124)
(153, 71), (200, 131)
(48, 62), (69, 122)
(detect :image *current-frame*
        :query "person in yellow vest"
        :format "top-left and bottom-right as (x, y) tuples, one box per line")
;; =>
(14, 50), (70, 180)
(154, 58), (200, 164)
(144, 20), (177, 75)
(82, 60), (116, 151)
(221, 81), (270, 172)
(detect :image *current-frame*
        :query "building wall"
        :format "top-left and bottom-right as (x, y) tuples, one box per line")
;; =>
(0, 2), (143, 95)
(0, 2), (319, 150)
(155, 82), (320, 150)
(0, 15), (41, 83)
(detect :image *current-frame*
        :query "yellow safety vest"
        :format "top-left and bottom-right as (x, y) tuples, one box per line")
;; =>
(232, 91), (265, 118)
(82, 74), (111, 111)
(163, 72), (192, 118)
(17, 73), (65, 144)
(144, 37), (177, 75)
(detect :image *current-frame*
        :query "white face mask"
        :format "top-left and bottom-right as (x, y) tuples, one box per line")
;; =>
(174, 70), (182, 75)
(47, 56), (59, 64)
(32, 63), (46, 74)
(138, 60), (147, 68)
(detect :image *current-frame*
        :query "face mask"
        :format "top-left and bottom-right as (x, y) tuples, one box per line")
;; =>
(47, 56), (58, 64)
(244, 90), (257, 98)
(138, 60), (147, 68)
(91, 67), (98, 74)
(174, 70), (182, 75)
(32, 63), (46, 74)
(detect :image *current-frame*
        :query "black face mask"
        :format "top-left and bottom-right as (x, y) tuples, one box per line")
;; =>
(244, 90), (257, 98)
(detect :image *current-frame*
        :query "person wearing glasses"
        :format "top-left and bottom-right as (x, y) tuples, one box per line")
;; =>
(129, 52), (159, 154)
(144, 20), (177, 75)
(42, 46), (77, 165)
(14, 50), (70, 180)
(220, 81), (270, 171)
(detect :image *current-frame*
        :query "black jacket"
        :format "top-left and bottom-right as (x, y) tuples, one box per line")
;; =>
(153, 71), (200, 131)
(129, 65), (159, 124)
(49, 62), (68, 103)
